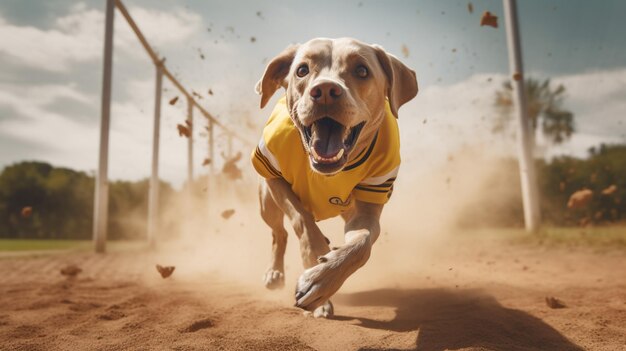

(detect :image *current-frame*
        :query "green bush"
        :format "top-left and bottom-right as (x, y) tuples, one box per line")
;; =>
(539, 144), (626, 225)
(0, 161), (173, 240)
(457, 144), (625, 228)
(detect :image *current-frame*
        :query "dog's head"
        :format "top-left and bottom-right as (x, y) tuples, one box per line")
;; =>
(256, 38), (418, 175)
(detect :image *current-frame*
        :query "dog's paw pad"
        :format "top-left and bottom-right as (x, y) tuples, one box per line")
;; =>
(263, 269), (285, 290)
(313, 300), (334, 318)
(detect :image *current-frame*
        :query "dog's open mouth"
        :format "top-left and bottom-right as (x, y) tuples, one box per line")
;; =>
(301, 117), (365, 173)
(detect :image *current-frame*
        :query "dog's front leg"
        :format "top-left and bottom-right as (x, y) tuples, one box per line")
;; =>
(295, 200), (382, 311)
(264, 178), (330, 268)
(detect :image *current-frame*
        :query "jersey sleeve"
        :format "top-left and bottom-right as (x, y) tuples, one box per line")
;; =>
(251, 137), (283, 179)
(353, 165), (399, 204)
(353, 100), (401, 204)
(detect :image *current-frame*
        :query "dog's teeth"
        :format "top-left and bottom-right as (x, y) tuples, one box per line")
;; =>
(311, 147), (320, 160)
(336, 148), (344, 159)
(311, 147), (344, 163)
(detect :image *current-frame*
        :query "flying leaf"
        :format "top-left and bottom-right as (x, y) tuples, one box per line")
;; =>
(156, 264), (175, 278)
(177, 124), (191, 138)
(221, 209), (235, 219)
(21, 206), (32, 218)
(480, 11), (498, 28)
(401, 44), (410, 58)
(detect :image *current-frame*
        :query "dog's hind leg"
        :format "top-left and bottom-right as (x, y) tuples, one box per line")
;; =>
(259, 180), (287, 290)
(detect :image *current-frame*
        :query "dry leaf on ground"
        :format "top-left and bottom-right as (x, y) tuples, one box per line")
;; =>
(61, 264), (82, 277)
(545, 296), (566, 309)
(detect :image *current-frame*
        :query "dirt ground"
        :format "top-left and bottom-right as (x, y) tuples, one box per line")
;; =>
(1, 227), (625, 351)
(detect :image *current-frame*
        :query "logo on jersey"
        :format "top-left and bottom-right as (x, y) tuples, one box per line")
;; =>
(329, 196), (351, 206)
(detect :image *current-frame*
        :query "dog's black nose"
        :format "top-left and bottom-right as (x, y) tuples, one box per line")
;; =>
(309, 81), (343, 104)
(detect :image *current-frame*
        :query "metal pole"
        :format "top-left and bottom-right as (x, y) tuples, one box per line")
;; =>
(227, 135), (233, 158)
(208, 120), (215, 176)
(205, 120), (212, 215)
(93, 0), (115, 253)
(147, 62), (163, 248)
(187, 97), (194, 185)
(503, 0), (541, 232)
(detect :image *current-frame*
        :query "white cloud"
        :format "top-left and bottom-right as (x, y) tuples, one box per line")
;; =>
(546, 68), (626, 157)
(0, 2), (202, 72)
(1, 62), (624, 187)
(398, 69), (626, 174)
(115, 6), (201, 48)
(398, 73), (512, 174)
(0, 78), (228, 187)
(554, 68), (626, 136)
(0, 83), (99, 165)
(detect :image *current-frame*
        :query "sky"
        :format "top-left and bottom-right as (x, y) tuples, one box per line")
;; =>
(0, 0), (625, 187)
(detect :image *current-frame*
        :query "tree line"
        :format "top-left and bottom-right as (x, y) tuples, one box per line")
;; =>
(0, 161), (174, 240)
(1, 145), (624, 241)
(458, 144), (626, 228)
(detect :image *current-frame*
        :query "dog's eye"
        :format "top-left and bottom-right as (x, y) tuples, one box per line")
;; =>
(296, 64), (309, 78)
(355, 65), (368, 78)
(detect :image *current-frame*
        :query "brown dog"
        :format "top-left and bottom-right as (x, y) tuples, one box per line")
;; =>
(251, 38), (418, 317)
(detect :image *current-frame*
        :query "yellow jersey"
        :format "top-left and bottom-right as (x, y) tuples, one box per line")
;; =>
(251, 96), (400, 221)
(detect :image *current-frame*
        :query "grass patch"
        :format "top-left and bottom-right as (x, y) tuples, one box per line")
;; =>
(530, 226), (626, 248)
(0, 239), (148, 255)
(0, 239), (91, 252)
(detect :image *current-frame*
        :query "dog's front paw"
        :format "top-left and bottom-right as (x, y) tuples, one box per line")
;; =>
(263, 269), (285, 290)
(294, 257), (346, 311)
(295, 237), (371, 311)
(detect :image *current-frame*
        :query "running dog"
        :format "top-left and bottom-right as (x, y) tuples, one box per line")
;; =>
(251, 37), (418, 318)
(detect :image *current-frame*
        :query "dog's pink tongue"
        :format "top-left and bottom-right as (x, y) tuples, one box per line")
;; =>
(311, 117), (345, 158)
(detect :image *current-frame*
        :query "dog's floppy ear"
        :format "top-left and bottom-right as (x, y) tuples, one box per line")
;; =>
(255, 44), (300, 109)
(373, 45), (418, 118)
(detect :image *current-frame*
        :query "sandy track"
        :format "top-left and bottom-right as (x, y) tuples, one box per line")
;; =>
(1, 235), (625, 351)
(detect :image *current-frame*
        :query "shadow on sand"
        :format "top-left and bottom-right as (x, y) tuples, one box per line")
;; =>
(334, 288), (583, 351)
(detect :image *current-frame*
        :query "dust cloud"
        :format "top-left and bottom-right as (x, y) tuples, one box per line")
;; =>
(126, 143), (520, 300)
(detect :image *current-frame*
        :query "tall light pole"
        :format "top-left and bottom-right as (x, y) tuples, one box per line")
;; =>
(93, 0), (115, 253)
(503, 0), (541, 232)
(147, 61), (164, 248)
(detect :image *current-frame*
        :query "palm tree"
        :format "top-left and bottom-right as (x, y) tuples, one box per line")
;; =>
(493, 78), (575, 148)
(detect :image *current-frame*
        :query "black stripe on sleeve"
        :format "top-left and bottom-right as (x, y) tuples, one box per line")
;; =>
(354, 185), (390, 193)
(359, 182), (394, 188)
(255, 147), (281, 177)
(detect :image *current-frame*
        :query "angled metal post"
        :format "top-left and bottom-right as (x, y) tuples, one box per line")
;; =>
(227, 134), (233, 158)
(208, 120), (215, 176)
(187, 97), (194, 186)
(503, 0), (541, 232)
(147, 61), (163, 248)
(93, 0), (115, 253)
